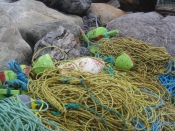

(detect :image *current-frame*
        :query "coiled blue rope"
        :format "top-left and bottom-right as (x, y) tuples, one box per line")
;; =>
(158, 74), (175, 97)
(6, 60), (28, 83)
(3, 79), (27, 91)
(158, 61), (175, 97)
(4, 60), (29, 91)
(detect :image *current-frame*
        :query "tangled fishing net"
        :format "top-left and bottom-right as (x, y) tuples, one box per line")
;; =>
(24, 36), (175, 131)
(96, 37), (173, 75)
(156, 102), (175, 131)
(106, 12), (175, 57)
(0, 95), (59, 131)
(27, 65), (174, 130)
(1, 35), (175, 131)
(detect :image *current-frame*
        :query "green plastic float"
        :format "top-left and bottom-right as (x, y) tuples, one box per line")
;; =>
(81, 27), (118, 55)
(33, 54), (55, 74)
(87, 27), (118, 41)
(115, 52), (134, 70)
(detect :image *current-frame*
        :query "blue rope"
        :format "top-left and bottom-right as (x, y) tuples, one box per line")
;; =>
(61, 78), (74, 83)
(139, 88), (164, 109)
(0, 95), (59, 131)
(158, 61), (175, 97)
(134, 108), (160, 131)
(169, 61), (175, 73)
(3, 80), (27, 91)
(101, 56), (115, 75)
(84, 34), (91, 56)
(6, 60), (28, 83)
(104, 30), (109, 38)
(156, 122), (175, 130)
(7, 88), (12, 95)
(133, 118), (147, 131)
(134, 88), (175, 131)
(158, 74), (175, 97)
(101, 56), (115, 64)
(65, 104), (79, 110)
(83, 36), (99, 55)
(24, 100), (49, 112)
(5, 88), (14, 97)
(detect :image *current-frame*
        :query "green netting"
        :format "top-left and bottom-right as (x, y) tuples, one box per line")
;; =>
(157, 0), (175, 7)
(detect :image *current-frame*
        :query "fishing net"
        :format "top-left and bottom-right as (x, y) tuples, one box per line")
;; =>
(0, 95), (59, 131)
(96, 37), (173, 75)
(157, 0), (175, 8)
(106, 12), (175, 57)
(156, 102), (175, 131)
(27, 62), (172, 131)
(26, 37), (175, 130)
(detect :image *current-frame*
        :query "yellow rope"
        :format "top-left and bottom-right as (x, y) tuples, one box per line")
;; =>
(32, 46), (70, 64)
(28, 37), (175, 130)
(27, 68), (167, 131)
(97, 37), (173, 75)
(156, 102), (175, 131)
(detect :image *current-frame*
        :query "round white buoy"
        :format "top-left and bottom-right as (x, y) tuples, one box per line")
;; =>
(58, 57), (105, 74)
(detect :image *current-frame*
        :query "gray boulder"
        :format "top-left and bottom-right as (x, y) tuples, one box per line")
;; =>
(107, 0), (120, 8)
(91, 0), (110, 2)
(82, 13), (101, 33)
(34, 26), (85, 61)
(26, 20), (81, 49)
(0, 0), (83, 46)
(0, 8), (32, 71)
(106, 12), (175, 57)
(89, 3), (125, 26)
(37, 0), (91, 15)
(0, 0), (17, 2)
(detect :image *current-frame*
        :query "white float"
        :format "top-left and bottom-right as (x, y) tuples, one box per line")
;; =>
(58, 57), (104, 74)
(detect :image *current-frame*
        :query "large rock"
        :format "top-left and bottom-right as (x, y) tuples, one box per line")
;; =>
(26, 20), (81, 48)
(91, 0), (110, 2)
(120, 0), (139, 4)
(0, 8), (32, 71)
(82, 13), (101, 33)
(0, 0), (83, 46)
(37, 0), (91, 15)
(119, 0), (157, 12)
(34, 26), (85, 61)
(91, 0), (120, 8)
(0, 0), (17, 2)
(89, 3), (125, 26)
(106, 12), (175, 57)
(107, 0), (120, 8)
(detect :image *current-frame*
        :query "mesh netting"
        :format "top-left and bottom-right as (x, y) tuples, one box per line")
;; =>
(157, 0), (175, 7)
(106, 12), (175, 57)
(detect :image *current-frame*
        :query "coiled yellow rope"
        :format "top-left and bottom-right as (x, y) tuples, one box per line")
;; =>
(97, 37), (173, 75)
(27, 37), (175, 131)
(156, 102), (175, 131)
(27, 68), (167, 131)
(124, 71), (171, 101)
